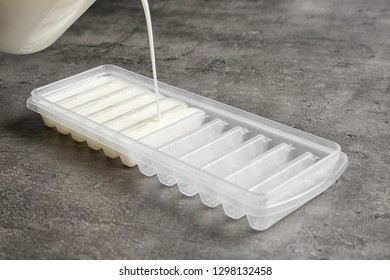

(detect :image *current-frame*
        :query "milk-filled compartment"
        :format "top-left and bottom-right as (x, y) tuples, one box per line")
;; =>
(27, 65), (348, 231)
(30, 70), (207, 167)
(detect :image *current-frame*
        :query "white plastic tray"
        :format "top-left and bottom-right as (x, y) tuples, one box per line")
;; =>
(27, 65), (348, 231)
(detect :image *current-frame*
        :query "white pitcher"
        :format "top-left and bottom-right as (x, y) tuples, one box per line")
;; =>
(0, 0), (96, 54)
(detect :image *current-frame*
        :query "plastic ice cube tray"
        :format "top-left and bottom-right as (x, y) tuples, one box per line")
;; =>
(0, 0), (95, 54)
(27, 65), (348, 231)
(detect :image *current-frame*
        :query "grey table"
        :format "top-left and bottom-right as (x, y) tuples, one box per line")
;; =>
(0, 0), (389, 259)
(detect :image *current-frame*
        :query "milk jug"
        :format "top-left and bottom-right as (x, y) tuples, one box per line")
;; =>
(0, 0), (96, 54)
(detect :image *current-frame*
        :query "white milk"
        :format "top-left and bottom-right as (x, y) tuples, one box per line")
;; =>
(140, 0), (161, 120)
(39, 74), (205, 166)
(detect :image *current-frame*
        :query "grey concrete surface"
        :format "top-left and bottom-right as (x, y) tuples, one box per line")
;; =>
(0, 0), (389, 259)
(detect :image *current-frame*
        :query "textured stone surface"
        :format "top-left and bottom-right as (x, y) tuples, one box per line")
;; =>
(0, 0), (389, 259)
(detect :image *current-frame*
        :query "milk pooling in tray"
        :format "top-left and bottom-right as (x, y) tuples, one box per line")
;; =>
(38, 73), (206, 167)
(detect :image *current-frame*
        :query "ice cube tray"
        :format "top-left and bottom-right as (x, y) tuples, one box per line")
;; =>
(27, 65), (348, 231)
